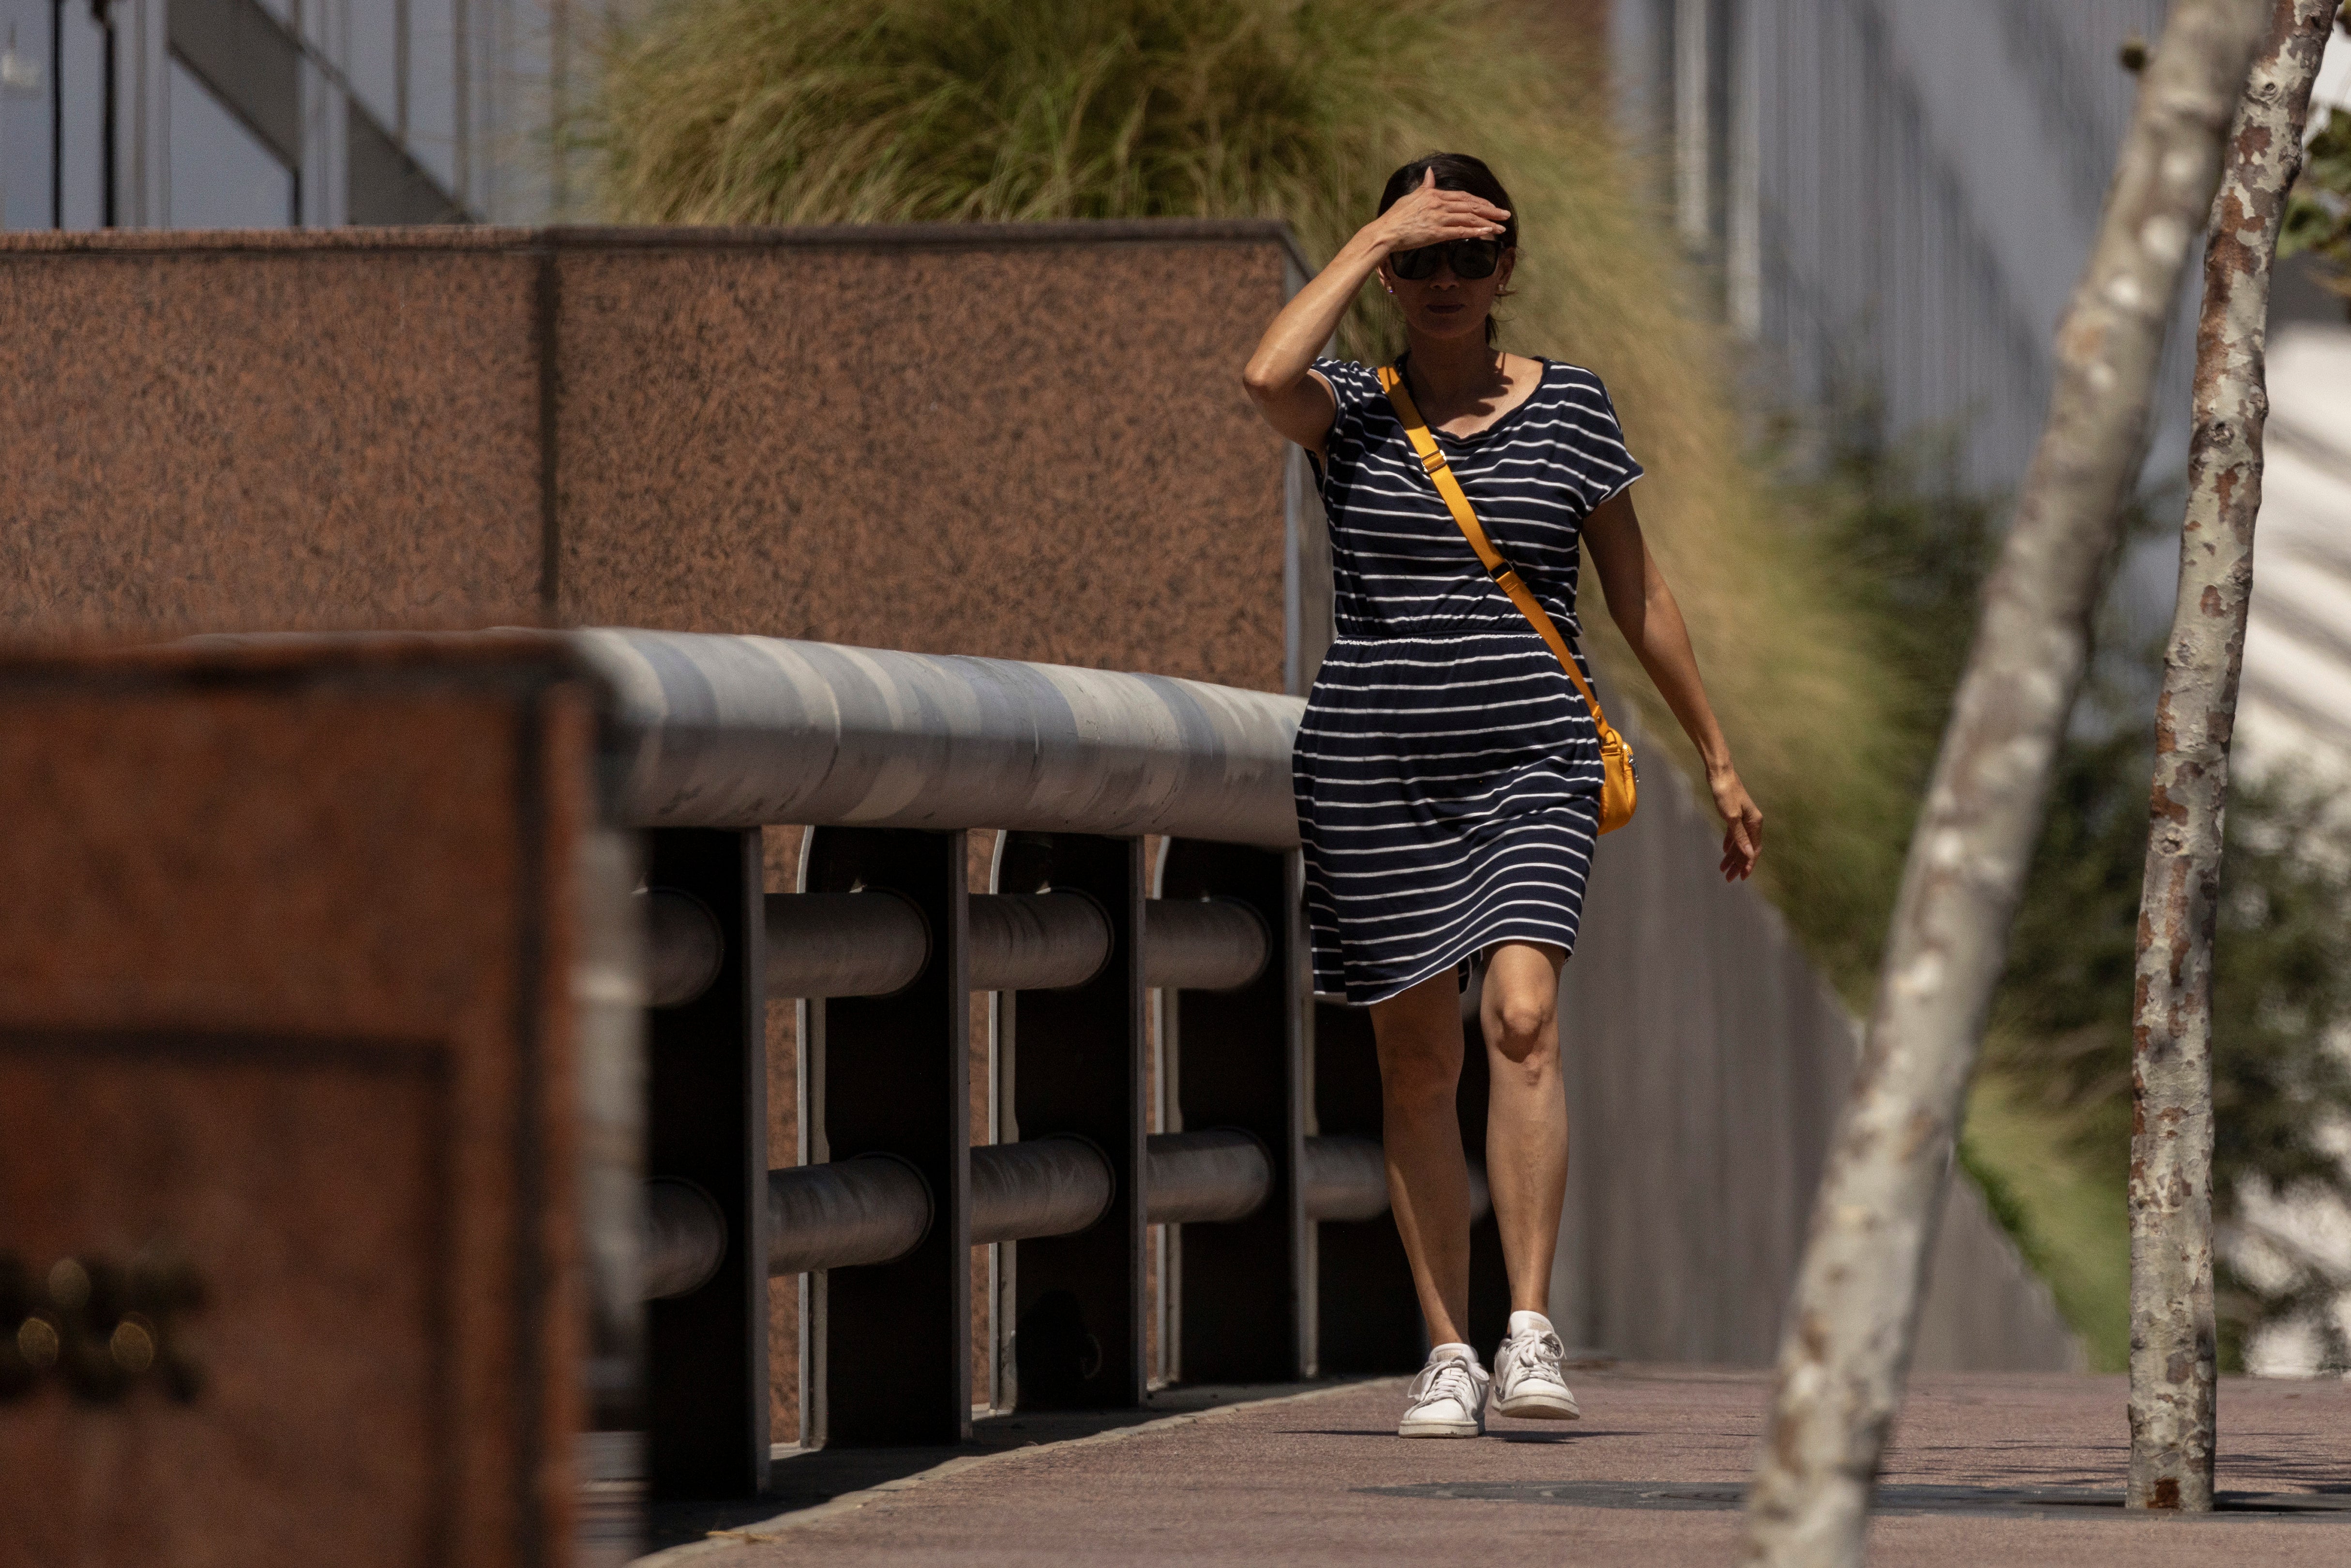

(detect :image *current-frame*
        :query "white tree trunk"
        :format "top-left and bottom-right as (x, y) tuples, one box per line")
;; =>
(2127, 0), (2336, 1515)
(1738, 4), (2271, 1564)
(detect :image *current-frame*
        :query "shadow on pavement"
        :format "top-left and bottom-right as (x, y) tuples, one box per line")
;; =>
(627, 1380), (1375, 1554)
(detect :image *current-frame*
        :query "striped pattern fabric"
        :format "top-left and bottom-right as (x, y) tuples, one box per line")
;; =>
(1295, 355), (1643, 1004)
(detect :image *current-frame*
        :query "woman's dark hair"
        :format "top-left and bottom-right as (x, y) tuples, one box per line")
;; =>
(1376, 152), (1518, 346)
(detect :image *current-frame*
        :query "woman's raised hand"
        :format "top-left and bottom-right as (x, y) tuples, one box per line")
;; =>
(1244, 170), (1509, 455)
(1370, 168), (1509, 256)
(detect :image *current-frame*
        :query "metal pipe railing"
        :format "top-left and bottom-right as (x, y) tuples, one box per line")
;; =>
(577, 630), (1509, 1459)
(968, 893), (1113, 994)
(642, 1131), (1483, 1298)
(1143, 898), (1270, 992)
(764, 1154), (933, 1281)
(643, 890), (725, 1010)
(580, 629), (1305, 847)
(763, 890), (931, 999)
(970, 1135), (1115, 1246)
(643, 1178), (729, 1300)
(640, 888), (1268, 1005)
(1300, 1134), (1391, 1223)
(1145, 1129), (1275, 1225)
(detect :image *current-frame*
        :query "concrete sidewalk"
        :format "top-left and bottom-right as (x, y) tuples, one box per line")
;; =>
(639, 1367), (2351, 1566)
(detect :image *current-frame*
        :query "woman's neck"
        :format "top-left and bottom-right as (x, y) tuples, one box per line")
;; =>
(1402, 332), (1506, 410)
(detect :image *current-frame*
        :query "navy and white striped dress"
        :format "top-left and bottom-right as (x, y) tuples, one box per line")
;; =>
(1296, 355), (1643, 1005)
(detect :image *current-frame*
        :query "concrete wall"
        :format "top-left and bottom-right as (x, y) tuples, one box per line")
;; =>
(1557, 710), (2082, 1372)
(0, 221), (1318, 692)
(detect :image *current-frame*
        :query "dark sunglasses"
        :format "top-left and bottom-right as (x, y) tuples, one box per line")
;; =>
(1389, 237), (1506, 281)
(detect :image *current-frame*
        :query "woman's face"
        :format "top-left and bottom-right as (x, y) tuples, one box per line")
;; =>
(1380, 247), (1517, 343)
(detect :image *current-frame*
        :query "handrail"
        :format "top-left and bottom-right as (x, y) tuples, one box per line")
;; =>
(578, 629), (1306, 846)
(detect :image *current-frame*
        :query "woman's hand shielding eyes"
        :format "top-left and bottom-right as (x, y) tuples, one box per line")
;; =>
(1372, 168), (1509, 257)
(1240, 169), (1514, 459)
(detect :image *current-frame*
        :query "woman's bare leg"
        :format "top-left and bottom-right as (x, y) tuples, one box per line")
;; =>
(1368, 970), (1474, 1345)
(1371, 940), (1571, 1342)
(1480, 940), (1569, 1312)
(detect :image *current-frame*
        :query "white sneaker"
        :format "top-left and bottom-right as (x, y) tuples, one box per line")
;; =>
(1398, 1344), (1490, 1437)
(1492, 1311), (1581, 1420)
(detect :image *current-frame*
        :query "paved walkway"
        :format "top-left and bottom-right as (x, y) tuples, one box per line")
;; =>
(635, 1367), (2351, 1566)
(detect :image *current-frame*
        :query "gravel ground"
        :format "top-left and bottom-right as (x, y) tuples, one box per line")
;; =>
(643, 1366), (2351, 1567)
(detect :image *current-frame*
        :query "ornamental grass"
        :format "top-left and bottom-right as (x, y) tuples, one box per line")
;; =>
(588, 0), (1917, 984)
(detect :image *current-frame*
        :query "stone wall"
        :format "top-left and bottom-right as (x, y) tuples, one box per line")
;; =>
(0, 221), (1317, 692)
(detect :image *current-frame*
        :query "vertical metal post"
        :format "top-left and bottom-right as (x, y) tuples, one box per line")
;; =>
(451, 0), (470, 210)
(1161, 841), (1311, 1382)
(49, 0), (64, 228)
(1149, 835), (1174, 1389)
(801, 982), (827, 1448)
(644, 829), (769, 1498)
(993, 974), (1021, 1412)
(980, 830), (1006, 1415)
(803, 827), (971, 1446)
(96, 0), (115, 228)
(394, 0), (409, 137)
(1311, 998), (1423, 1372)
(1155, 977), (1176, 1388)
(546, 0), (569, 217)
(1673, 0), (1710, 248)
(1002, 834), (1146, 1410)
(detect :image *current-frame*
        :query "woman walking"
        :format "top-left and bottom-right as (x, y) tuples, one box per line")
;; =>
(1243, 154), (1762, 1436)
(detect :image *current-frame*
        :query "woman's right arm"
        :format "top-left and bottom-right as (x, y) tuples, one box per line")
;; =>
(1240, 170), (1510, 458)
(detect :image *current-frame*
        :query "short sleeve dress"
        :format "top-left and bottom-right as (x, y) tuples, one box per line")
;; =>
(1296, 355), (1643, 1005)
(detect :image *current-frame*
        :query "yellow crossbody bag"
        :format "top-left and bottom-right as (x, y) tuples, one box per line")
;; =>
(1378, 363), (1637, 834)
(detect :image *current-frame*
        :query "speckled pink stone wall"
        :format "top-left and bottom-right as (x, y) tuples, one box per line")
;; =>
(0, 233), (547, 635)
(552, 228), (1303, 690)
(0, 222), (1305, 692)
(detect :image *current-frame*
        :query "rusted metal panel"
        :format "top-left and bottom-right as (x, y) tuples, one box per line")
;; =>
(0, 634), (624, 1568)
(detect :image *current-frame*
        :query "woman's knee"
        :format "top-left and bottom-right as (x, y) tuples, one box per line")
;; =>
(1488, 1010), (1553, 1068)
(1481, 944), (1561, 1064)
(1379, 1037), (1462, 1109)
(1483, 985), (1556, 1065)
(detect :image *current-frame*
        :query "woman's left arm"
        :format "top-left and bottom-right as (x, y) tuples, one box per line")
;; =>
(1581, 490), (1763, 881)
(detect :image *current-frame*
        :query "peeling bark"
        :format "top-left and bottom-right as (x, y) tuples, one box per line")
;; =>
(2127, 0), (2335, 1516)
(1737, 3), (2273, 1564)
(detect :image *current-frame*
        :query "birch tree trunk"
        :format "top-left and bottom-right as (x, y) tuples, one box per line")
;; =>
(1738, 4), (2271, 1563)
(2127, 0), (2336, 1515)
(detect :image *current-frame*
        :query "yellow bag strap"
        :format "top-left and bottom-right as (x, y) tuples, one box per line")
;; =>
(1377, 364), (1614, 732)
